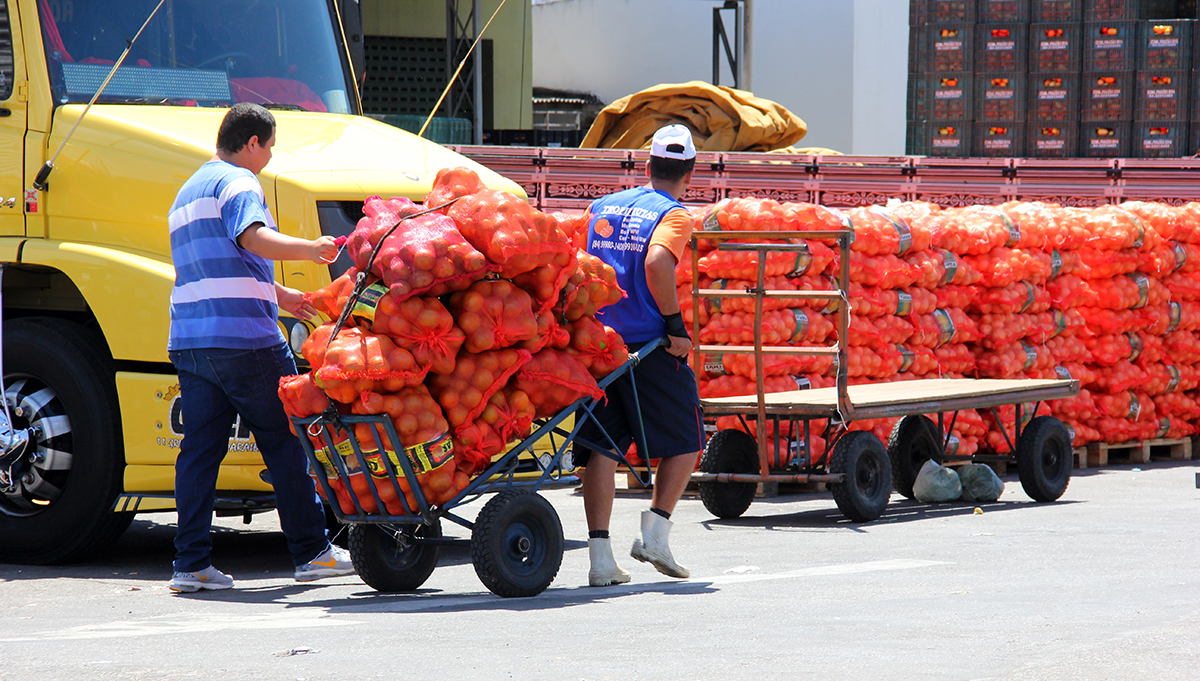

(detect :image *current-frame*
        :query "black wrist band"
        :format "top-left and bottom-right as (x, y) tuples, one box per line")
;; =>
(663, 312), (689, 340)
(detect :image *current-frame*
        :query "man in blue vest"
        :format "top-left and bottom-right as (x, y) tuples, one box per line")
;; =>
(576, 124), (705, 586)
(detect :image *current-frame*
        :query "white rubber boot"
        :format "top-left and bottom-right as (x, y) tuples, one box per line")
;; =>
(630, 510), (689, 578)
(588, 537), (631, 587)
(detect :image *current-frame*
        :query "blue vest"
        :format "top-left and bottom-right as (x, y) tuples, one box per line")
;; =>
(586, 186), (683, 344)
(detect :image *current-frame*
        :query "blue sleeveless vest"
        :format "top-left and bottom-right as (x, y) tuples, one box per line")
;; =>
(586, 186), (684, 343)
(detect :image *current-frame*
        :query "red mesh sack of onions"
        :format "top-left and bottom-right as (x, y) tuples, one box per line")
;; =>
(904, 250), (982, 288)
(908, 309), (980, 347)
(446, 185), (573, 279)
(451, 386), (538, 476)
(693, 350), (804, 380)
(1161, 271), (1200, 301)
(1082, 206), (1157, 251)
(346, 286), (465, 375)
(962, 248), (1052, 287)
(1088, 360), (1149, 393)
(305, 270), (357, 319)
(445, 279), (539, 353)
(1163, 330), (1200, 364)
(1083, 333), (1149, 366)
(1074, 273), (1166, 310)
(919, 205), (1018, 255)
(307, 325), (426, 403)
(969, 281), (1051, 315)
(517, 311), (571, 354)
(700, 308), (834, 345)
(846, 283), (936, 317)
(426, 347), (531, 444)
(346, 196), (492, 300)
(565, 316), (629, 380)
(933, 343), (977, 373)
(698, 241), (833, 280)
(829, 252), (919, 289)
(279, 372), (332, 435)
(561, 250), (626, 321)
(845, 314), (914, 346)
(843, 206), (931, 256)
(1140, 363), (1187, 397)
(513, 348), (606, 417)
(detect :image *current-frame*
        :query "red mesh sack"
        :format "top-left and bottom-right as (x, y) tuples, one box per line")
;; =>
(447, 189), (573, 279)
(699, 196), (789, 232)
(1083, 206), (1152, 251)
(932, 285), (978, 310)
(348, 286), (465, 375)
(353, 387), (450, 451)
(845, 206), (930, 256)
(451, 387), (537, 475)
(562, 250), (626, 321)
(999, 201), (1075, 250)
(693, 350), (804, 380)
(896, 344), (940, 375)
(933, 343), (976, 373)
(426, 347), (532, 434)
(698, 242), (832, 280)
(518, 311), (571, 353)
(1118, 201), (1179, 243)
(351, 388), (458, 512)
(1088, 360), (1149, 393)
(513, 348), (606, 417)
(565, 316), (629, 380)
(905, 250), (982, 288)
(699, 374), (803, 399)
(347, 196), (492, 300)
(973, 342), (1053, 378)
(1093, 391), (1154, 422)
(920, 205), (1018, 255)
(446, 279), (539, 353)
(970, 282), (1050, 315)
(847, 284), (935, 317)
(279, 373), (332, 435)
(510, 248), (578, 315)
(844, 345), (904, 378)
(1170, 301), (1200, 332)
(1045, 335), (1089, 363)
(846, 314), (914, 346)
(1177, 242), (1200, 272)
(552, 211), (591, 251)
(962, 247), (1052, 287)
(1138, 241), (1187, 278)
(829, 252), (919, 289)
(908, 309), (980, 347)
(313, 327), (426, 403)
(1163, 330), (1200, 364)
(887, 200), (941, 222)
(1153, 391), (1200, 420)
(423, 166), (487, 208)
(1025, 311), (1077, 343)
(1176, 203), (1200, 243)
(1084, 333), (1148, 366)
(1162, 271), (1200, 301)
(700, 309), (834, 345)
(1073, 247), (1141, 279)
(700, 276), (810, 314)
(1141, 363), (1186, 397)
(1046, 274), (1088, 307)
(971, 312), (1035, 348)
(1052, 389), (1101, 422)
(305, 270), (358, 319)
(1074, 273), (1165, 310)
(1076, 307), (1145, 335)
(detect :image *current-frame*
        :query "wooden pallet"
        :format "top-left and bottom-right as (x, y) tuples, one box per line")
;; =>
(1086, 440), (1152, 467)
(1149, 438), (1193, 461)
(1072, 447), (1089, 469)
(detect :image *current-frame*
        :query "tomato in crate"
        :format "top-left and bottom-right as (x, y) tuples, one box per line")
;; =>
(1029, 23), (1083, 73)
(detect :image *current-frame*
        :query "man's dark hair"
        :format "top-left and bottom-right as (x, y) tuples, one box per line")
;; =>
(216, 103), (276, 154)
(649, 155), (696, 182)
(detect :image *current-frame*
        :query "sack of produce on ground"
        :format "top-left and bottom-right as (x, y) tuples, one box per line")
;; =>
(957, 463), (1004, 502)
(565, 316), (630, 379)
(312, 326), (426, 403)
(1153, 392), (1200, 422)
(513, 348), (606, 417)
(560, 250), (626, 321)
(700, 308), (833, 345)
(348, 286), (465, 375)
(913, 459), (962, 503)
(445, 279), (539, 353)
(347, 196), (492, 300)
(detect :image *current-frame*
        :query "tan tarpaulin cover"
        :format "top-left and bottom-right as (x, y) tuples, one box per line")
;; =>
(581, 81), (808, 153)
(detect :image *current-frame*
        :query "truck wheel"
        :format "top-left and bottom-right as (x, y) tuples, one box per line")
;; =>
(829, 431), (892, 523)
(887, 415), (943, 500)
(1016, 416), (1072, 503)
(697, 429), (759, 519)
(348, 520), (441, 592)
(471, 489), (562, 598)
(0, 318), (129, 564)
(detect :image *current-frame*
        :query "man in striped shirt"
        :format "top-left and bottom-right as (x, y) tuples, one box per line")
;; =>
(166, 103), (353, 592)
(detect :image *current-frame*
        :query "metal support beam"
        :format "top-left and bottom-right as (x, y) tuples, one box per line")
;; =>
(446, 0), (484, 143)
(712, 1), (744, 89)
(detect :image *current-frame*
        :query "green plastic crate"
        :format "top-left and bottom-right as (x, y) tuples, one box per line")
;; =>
(380, 114), (472, 144)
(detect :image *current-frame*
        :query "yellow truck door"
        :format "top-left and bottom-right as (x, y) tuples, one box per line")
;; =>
(0, 2), (25, 236)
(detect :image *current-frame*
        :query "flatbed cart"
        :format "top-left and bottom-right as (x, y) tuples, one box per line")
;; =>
(290, 339), (663, 598)
(687, 227), (1081, 523)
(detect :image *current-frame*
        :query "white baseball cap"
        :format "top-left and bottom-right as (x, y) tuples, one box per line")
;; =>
(650, 124), (697, 160)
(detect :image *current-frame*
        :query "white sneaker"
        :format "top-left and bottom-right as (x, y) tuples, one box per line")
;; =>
(630, 510), (689, 579)
(294, 544), (356, 582)
(169, 565), (234, 592)
(588, 537), (631, 587)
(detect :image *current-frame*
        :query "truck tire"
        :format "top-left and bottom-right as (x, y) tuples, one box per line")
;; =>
(829, 431), (892, 523)
(1016, 415), (1072, 503)
(0, 317), (129, 564)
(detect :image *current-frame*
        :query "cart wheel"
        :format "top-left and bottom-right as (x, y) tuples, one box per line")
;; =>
(1015, 415), (1072, 503)
(887, 415), (943, 500)
(829, 431), (892, 523)
(348, 520), (441, 592)
(697, 429), (759, 519)
(471, 489), (563, 598)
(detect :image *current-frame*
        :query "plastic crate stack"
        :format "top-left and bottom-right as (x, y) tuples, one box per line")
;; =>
(908, 0), (976, 156)
(975, 0), (1032, 156)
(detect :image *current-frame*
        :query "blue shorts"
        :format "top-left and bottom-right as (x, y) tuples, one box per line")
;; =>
(573, 341), (705, 467)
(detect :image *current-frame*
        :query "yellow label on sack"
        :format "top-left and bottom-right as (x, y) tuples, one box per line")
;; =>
(1001, 212), (1021, 247)
(1018, 281), (1038, 314)
(361, 431), (454, 477)
(314, 438), (354, 478)
(350, 282), (389, 326)
(933, 308), (957, 347)
(789, 309), (811, 342)
(896, 344), (915, 373)
(703, 199), (732, 232)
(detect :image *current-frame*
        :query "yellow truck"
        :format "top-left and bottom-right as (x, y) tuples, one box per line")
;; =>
(0, 0), (523, 564)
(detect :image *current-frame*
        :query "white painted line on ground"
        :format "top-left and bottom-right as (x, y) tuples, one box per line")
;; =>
(0, 612), (360, 642)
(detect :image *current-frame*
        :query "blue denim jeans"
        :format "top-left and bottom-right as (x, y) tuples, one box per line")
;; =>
(168, 343), (329, 572)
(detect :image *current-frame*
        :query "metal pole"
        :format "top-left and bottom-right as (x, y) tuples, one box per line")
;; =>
(712, 7), (720, 86)
(734, 2), (743, 89)
(473, 0), (483, 144)
(742, 0), (753, 92)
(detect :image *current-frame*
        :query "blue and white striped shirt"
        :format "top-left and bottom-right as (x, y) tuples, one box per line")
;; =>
(167, 160), (285, 350)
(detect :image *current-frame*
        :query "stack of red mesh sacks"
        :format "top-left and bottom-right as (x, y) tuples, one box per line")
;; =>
(279, 167), (627, 516)
(678, 197), (841, 467)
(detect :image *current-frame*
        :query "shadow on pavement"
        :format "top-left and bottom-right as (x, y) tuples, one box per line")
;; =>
(702, 497), (1083, 531)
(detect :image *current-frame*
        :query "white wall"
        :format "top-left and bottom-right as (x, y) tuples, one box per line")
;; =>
(532, 0), (908, 155)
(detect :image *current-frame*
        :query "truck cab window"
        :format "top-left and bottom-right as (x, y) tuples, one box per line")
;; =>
(0, 2), (13, 99)
(37, 0), (355, 113)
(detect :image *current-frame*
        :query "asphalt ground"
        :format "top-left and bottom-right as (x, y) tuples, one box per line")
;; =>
(2, 459), (1198, 681)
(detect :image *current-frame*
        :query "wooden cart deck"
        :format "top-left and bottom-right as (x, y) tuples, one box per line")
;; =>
(700, 378), (1080, 420)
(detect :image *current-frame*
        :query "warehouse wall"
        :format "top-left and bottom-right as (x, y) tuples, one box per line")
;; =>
(362, 0), (534, 129)
(532, 0), (908, 155)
